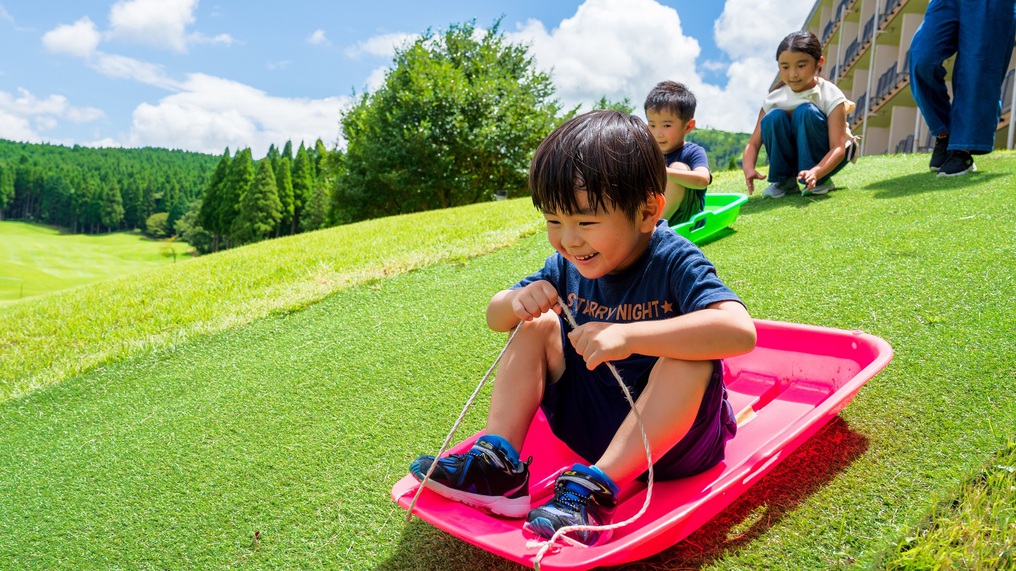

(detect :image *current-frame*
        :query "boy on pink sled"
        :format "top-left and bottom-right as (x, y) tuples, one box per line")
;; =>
(411, 110), (756, 546)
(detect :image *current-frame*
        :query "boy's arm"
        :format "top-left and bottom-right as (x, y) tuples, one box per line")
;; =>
(666, 165), (711, 190)
(566, 300), (756, 370)
(486, 280), (560, 332)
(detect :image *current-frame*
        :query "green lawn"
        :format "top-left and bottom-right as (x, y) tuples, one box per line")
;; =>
(1, 152), (1014, 569)
(0, 221), (191, 303)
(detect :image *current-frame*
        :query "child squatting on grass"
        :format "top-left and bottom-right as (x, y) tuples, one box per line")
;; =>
(742, 30), (857, 199)
(409, 110), (757, 546)
(644, 81), (713, 226)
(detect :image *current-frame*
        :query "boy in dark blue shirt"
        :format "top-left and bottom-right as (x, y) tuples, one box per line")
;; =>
(644, 81), (712, 225)
(410, 110), (755, 546)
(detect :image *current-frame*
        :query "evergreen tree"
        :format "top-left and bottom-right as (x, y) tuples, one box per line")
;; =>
(275, 156), (294, 236)
(167, 194), (189, 232)
(0, 161), (14, 219)
(231, 159), (282, 245)
(301, 181), (329, 232)
(199, 148), (231, 251)
(100, 180), (125, 231)
(291, 144), (314, 234)
(281, 140), (294, 162)
(218, 148), (255, 248)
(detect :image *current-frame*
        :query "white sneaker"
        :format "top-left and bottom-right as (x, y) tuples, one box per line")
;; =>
(762, 179), (797, 199)
(803, 181), (834, 196)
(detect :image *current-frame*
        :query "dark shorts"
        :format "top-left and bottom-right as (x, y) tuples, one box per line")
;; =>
(541, 328), (737, 481)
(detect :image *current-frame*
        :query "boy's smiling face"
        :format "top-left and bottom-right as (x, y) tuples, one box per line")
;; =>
(544, 190), (663, 279)
(646, 107), (694, 155)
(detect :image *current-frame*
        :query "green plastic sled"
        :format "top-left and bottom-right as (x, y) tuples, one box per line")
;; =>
(671, 193), (748, 244)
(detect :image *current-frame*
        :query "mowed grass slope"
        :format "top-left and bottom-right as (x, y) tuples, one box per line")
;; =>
(0, 221), (192, 303)
(1, 152), (1015, 569)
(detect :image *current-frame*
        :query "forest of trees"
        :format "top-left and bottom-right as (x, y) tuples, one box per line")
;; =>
(0, 140), (218, 234)
(2, 18), (759, 257)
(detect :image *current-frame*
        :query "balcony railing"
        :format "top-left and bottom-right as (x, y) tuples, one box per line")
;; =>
(895, 133), (915, 154)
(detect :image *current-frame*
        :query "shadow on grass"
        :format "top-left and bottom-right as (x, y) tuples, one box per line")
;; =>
(737, 190), (838, 216)
(865, 171), (1005, 199)
(605, 416), (869, 570)
(377, 417), (868, 571)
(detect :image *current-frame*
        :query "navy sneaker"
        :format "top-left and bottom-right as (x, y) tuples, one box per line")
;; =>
(929, 134), (949, 171)
(937, 151), (976, 177)
(524, 465), (618, 546)
(409, 437), (530, 518)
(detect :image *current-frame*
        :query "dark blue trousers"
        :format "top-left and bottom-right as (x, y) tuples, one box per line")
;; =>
(761, 103), (849, 185)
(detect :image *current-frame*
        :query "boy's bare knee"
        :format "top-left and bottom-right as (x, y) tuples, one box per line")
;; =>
(668, 161), (690, 172)
(651, 358), (713, 384)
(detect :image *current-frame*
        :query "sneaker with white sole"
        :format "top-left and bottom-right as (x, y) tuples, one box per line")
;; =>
(410, 436), (531, 518)
(762, 178), (797, 199)
(523, 464), (619, 546)
(937, 151), (976, 177)
(803, 180), (834, 196)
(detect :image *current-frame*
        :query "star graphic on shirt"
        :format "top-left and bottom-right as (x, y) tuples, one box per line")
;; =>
(661, 301), (674, 314)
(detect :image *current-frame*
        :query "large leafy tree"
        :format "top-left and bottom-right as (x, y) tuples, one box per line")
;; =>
(333, 19), (562, 223)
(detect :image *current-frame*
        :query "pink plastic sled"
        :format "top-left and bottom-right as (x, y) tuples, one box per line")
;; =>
(391, 319), (893, 570)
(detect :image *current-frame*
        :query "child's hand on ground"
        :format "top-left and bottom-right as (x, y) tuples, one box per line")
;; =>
(744, 169), (766, 195)
(511, 281), (560, 322)
(568, 322), (632, 370)
(797, 168), (820, 190)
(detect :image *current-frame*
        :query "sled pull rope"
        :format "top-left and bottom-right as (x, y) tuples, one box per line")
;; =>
(406, 322), (523, 521)
(531, 301), (654, 571)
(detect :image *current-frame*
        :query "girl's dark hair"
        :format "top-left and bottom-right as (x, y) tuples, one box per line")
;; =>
(529, 110), (665, 222)
(776, 30), (823, 64)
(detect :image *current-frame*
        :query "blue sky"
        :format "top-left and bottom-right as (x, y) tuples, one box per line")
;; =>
(0, 0), (815, 157)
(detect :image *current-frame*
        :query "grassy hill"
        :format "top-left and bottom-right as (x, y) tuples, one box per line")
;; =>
(1, 152), (1014, 569)
(0, 221), (191, 303)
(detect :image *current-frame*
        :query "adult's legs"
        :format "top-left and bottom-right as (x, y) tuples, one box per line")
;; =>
(909, 0), (960, 137)
(950, 0), (1016, 153)
(760, 109), (798, 182)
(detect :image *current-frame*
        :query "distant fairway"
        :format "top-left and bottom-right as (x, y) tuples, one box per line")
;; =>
(0, 221), (191, 303)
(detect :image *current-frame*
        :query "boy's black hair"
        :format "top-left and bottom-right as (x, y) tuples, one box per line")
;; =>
(529, 110), (666, 222)
(643, 80), (697, 122)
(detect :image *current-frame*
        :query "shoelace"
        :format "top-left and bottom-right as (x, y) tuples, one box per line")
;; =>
(551, 484), (589, 512)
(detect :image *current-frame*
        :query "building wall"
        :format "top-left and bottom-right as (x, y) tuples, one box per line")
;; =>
(799, 0), (1016, 156)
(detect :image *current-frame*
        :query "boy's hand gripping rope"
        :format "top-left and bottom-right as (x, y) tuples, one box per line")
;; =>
(406, 300), (655, 571)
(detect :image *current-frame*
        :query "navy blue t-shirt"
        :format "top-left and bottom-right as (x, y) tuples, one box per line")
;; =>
(513, 220), (741, 385)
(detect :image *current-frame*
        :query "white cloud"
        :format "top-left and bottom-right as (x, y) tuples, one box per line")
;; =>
(508, 0), (702, 112)
(505, 0), (813, 133)
(307, 29), (330, 46)
(0, 88), (106, 144)
(345, 32), (418, 59)
(42, 17), (102, 58)
(125, 73), (351, 156)
(106, 0), (235, 52)
(91, 53), (181, 90)
(714, 0), (815, 60)
(0, 4), (13, 24)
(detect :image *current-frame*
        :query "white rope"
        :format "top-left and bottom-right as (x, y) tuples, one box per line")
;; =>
(405, 300), (656, 571)
(406, 323), (522, 521)
(530, 301), (654, 570)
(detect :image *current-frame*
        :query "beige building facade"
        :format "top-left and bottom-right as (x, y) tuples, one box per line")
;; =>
(800, 0), (1016, 156)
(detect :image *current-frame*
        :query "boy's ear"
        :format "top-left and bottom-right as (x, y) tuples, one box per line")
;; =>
(640, 192), (666, 231)
(684, 118), (696, 134)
